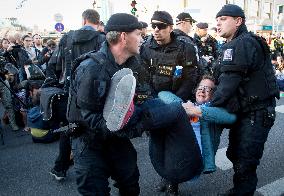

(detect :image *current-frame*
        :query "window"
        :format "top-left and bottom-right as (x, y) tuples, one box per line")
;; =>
(279, 5), (284, 14)
(264, 2), (272, 19)
(234, 0), (245, 9)
(249, 0), (260, 17)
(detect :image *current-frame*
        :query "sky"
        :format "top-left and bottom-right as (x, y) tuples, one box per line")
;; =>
(0, 0), (95, 31)
(0, 0), (223, 32)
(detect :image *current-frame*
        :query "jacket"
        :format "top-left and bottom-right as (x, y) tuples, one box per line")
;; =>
(68, 42), (149, 144)
(211, 24), (279, 113)
(140, 32), (199, 101)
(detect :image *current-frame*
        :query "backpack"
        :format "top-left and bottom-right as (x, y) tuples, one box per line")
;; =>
(28, 106), (60, 143)
(66, 52), (107, 124)
(25, 64), (45, 80)
(58, 30), (105, 89)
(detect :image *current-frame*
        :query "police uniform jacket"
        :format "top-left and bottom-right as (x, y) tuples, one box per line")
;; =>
(70, 42), (149, 144)
(211, 24), (279, 112)
(140, 32), (199, 101)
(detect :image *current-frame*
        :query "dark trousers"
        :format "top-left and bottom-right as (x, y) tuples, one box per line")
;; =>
(140, 99), (203, 183)
(72, 135), (140, 196)
(227, 108), (275, 195)
(53, 132), (71, 172)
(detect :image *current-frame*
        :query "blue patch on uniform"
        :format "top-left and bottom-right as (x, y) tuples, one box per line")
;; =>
(223, 49), (233, 61)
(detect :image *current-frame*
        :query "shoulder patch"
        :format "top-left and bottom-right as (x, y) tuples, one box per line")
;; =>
(223, 49), (233, 61)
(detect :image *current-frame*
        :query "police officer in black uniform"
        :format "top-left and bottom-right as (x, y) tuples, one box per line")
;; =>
(140, 11), (199, 195)
(174, 12), (196, 42)
(48, 9), (106, 181)
(140, 11), (199, 102)
(139, 21), (149, 42)
(212, 4), (279, 196)
(67, 13), (144, 195)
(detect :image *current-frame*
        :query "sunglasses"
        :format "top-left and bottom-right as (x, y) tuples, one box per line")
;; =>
(151, 23), (169, 30)
(176, 20), (193, 25)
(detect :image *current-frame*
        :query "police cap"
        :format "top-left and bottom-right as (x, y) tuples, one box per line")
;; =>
(139, 21), (148, 28)
(105, 13), (143, 33)
(176, 12), (196, 23)
(216, 4), (245, 18)
(151, 11), (174, 25)
(196, 22), (208, 29)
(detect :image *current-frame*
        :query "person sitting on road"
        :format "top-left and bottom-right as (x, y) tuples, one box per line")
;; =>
(105, 74), (236, 195)
(143, 75), (236, 195)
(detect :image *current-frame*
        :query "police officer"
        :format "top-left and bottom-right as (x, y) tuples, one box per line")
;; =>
(140, 11), (199, 195)
(48, 9), (105, 181)
(174, 12), (196, 40)
(46, 9), (105, 90)
(140, 11), (199, 101)
(139, 21), (149, 41)
(68, 13), (143, 195)
(212, 4), (279, 195)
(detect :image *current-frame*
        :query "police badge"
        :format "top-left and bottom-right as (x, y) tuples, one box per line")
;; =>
(223, 49), (233, 61)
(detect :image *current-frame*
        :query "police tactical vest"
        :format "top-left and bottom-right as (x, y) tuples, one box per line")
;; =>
(143, 38), (186, 92)
(238, 33), (279, 109)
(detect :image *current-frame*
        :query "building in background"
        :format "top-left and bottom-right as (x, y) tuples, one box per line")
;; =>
(96, 0), (284, 35)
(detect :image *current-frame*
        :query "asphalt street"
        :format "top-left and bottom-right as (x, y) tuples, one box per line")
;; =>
(0, 98), (284, 196)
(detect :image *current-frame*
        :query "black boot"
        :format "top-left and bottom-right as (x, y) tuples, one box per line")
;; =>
(166, 183), (179, 196)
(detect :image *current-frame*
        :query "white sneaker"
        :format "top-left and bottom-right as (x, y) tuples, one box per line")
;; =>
(103, 68), (133, 120)
(106, 74), (136, 132)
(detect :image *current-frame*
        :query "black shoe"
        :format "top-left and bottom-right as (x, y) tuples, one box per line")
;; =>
(155, 178), (168, 192)
(166, 183), (179, 196)
(49, 168), (66, 181)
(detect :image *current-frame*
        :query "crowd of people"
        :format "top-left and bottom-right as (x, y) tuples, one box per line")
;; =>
(0, 3), (281, 196)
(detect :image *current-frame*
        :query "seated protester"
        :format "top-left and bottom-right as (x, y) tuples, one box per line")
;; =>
(4, 63), (29, 129)
(0, 38), (10, 55)
(37, 39), (57, 72)
(5, 63), (20, 91)
(19, 58), (45, 82)
(27, 84), (60, 143)
(22, 34), (41, 65)
(3, 34), (29, 69)
(107, 74), (236, 195)
(0, 62), (20, 131)
(275, 55), (284, 92)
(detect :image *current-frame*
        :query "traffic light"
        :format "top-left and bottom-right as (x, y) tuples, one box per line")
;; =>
(131, 1), (137, 15)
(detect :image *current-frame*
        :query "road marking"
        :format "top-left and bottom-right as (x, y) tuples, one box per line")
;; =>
(215, 147), (233, 170)
(257, 177), (284, 196)
(275, 105), (284, 114)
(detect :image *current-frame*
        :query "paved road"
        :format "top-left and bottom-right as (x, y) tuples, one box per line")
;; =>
(0, 98), (284, 196)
